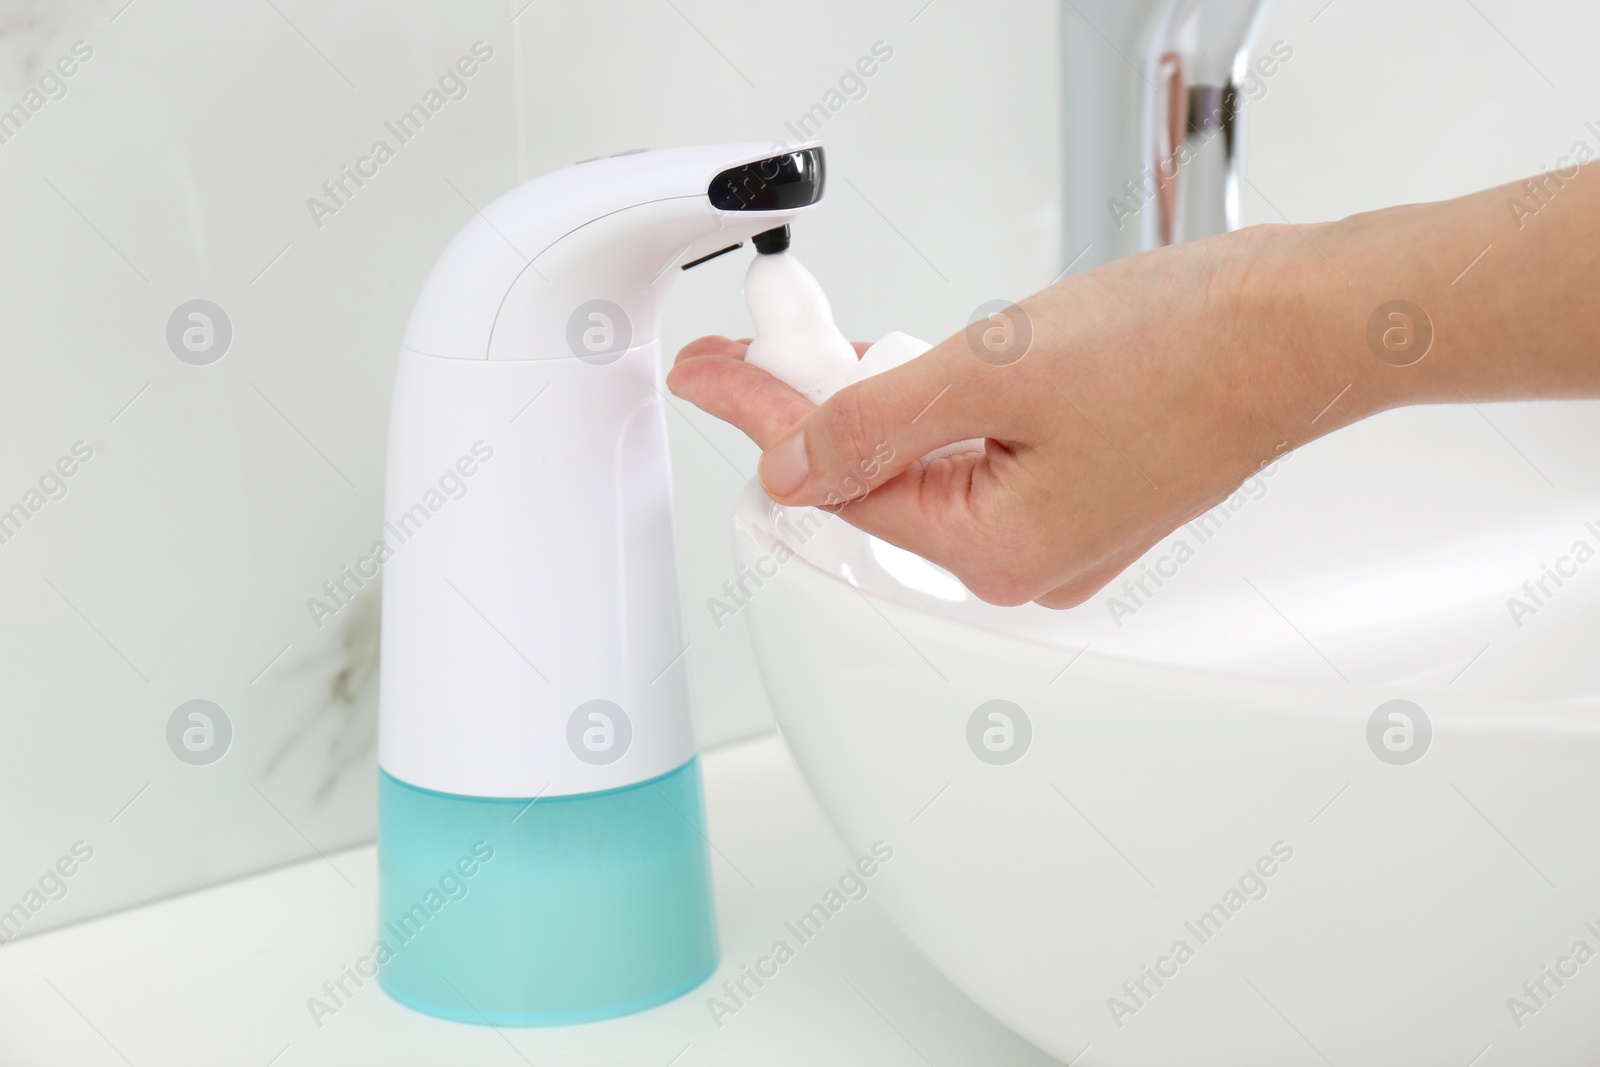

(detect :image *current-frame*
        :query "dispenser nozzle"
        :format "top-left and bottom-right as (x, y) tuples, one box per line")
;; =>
(752, 225), (791, 255)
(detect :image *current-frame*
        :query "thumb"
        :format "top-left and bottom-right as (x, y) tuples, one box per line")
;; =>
(757, 335), (1007, 507)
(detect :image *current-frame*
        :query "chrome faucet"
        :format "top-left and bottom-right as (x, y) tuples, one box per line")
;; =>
(1062, 0), (1275, 270)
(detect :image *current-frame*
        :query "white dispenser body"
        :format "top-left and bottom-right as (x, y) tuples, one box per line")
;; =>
(379, 143), (825, 799)
(380, 342), (692, 798)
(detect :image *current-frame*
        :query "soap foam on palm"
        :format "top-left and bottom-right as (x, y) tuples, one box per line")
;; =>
(743, 250), (932, 402)
(742, 251), (861, 402)
(742, 248), (980, 460)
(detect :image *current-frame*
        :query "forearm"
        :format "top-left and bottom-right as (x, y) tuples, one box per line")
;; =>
(1268, 163), (1600, 427)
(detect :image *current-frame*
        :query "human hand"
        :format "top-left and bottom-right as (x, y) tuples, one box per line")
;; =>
(668, 165), (1600, 608)
(669, 225), (1352, 608)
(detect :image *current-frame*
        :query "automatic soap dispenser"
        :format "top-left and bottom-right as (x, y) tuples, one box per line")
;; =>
(376, 143), (825, 1024)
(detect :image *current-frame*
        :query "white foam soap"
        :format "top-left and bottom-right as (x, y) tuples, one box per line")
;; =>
(741, 232), (860, 402)
(851, 330), (933, 382)
(741, 226), (981, 460)
(742, 225), (935, 403)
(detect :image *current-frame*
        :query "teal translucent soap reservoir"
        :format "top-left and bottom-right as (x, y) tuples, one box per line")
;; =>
(376, 760), (716, 1024)
(375, 143), (830, 1022)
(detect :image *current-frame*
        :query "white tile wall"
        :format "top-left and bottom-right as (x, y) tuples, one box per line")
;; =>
(0, 0), (524, 937)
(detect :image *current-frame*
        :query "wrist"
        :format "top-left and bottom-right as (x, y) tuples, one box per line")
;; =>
(1239, 213), (1435, 440)
(1221, 222), (1388, 448)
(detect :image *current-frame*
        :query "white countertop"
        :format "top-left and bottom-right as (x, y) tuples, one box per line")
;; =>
(0, 734), (1056, 1066)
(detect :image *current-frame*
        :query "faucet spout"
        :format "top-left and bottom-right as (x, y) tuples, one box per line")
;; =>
(1061, 0), (1274, 272)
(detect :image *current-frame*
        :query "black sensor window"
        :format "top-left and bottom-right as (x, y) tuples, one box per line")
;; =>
(707, 147), (825, 212)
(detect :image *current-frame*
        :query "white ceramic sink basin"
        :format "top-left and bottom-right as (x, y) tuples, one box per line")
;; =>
(732, 401), (1600, 1066)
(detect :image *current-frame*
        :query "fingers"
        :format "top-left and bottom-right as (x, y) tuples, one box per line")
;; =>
(668, 337), (930, 453)
(670, 331), (1064, 605)
(674, 334), (747, 364)
(822, 445), (1015, 592)
(672, 335), (869, 366)
(667, 346), (814, 449)
(755, 334), (1024, 507)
